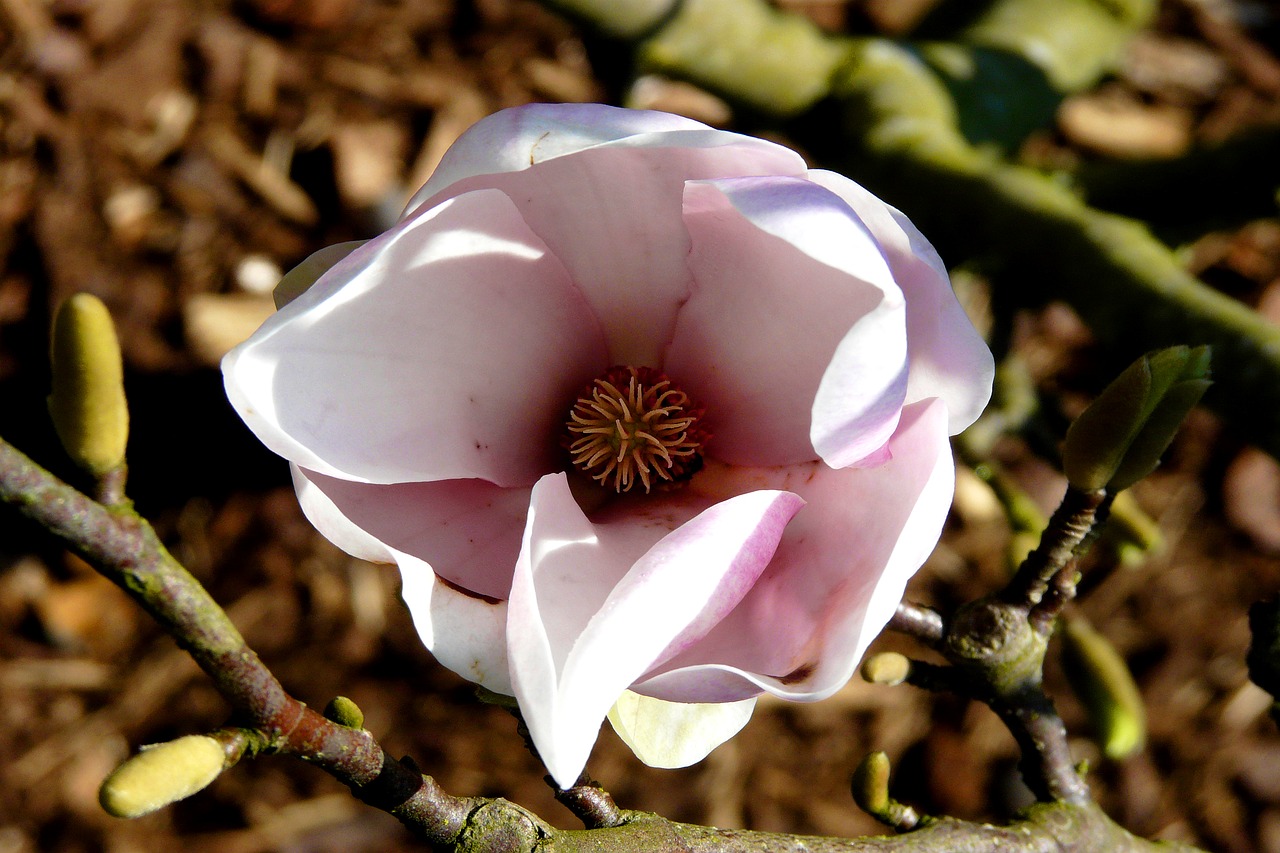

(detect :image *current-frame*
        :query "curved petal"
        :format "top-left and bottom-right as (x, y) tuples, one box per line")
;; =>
(665, 177), (907, 468)
(607, 691), (756, 769)
(634, 398), (954, 704)
(223, 188), (608, 487)
(808, 169), (994, 433)
(507, 472), (803, 787)
(403, 103), (712, 207)
(295, 467), (530, 600)
(403, 108), (807, 366)
(292, 465), (512, 694)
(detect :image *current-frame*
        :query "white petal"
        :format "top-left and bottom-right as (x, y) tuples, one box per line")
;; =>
(223, 188), (607, 487)
(403, 103), (713, 208)
(295, 467), (530, 600)
(635, 399), (954, 704)
(402, 107), (808, 366)
(273, 241), (366, 309)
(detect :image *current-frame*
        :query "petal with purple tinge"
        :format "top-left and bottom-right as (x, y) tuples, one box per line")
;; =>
(634, 399), (954, 705)
(667, 177), (907, 468)
(273, 241), (366, 309)
(507, 472), (803, 787)
(808, 170), (993, 434)
(403, 103), (711, 209)
(295, 467), (530, 600)
(223, 188), (607, 487)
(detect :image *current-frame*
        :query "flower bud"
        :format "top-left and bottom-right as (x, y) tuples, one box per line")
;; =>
(1061, 617), (1146, 760)
(48, 294), (129, 476)
(1063, 346), (1211, 491)
(851, 751), (892, 815)
(99, 735), (226, 818)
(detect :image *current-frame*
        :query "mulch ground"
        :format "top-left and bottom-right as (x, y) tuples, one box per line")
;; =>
(2, 1), (1280, 850)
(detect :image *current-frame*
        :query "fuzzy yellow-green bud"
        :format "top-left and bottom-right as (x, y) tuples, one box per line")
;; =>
(1061, 616), (1146, 760)
(48, 294), (129, 476)
(323, 695), (365, 729)
(100, 735), (226, 818)
(1063, 346), (1211, 492)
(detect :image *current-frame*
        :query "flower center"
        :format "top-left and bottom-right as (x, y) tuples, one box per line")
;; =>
(563, 366), (709, 494)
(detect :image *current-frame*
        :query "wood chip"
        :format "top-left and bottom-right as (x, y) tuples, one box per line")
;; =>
(203, 125), (318, 225)
(404, 88), (489, 201)
(1058, 91), (1194, 159)
(332, 119), (408, 210)
(628, 75), (733, 126)
(183, 292), (276, 365)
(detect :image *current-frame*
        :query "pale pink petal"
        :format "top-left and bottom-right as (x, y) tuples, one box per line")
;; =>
(292, 464), (394, 564)
(223, 188), (607, 487)
(292, 465), (512, 694)
(634, 398), (954, 704)
(403, 108), (807, 366)
(665, 178), (907, 468)
(607, 692), (756, 769)
(808, 170), (994, 433)
(507, 472), (803, 787)
(403, 104), (711, 208)
(295, 467), (529, 600)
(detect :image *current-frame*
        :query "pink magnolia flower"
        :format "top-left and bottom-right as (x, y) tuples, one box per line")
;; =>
(223, 103), (993, 788)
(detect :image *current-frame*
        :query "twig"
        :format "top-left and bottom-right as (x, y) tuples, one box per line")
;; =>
(508, 706), (626, 829)
(1003, 487), (1107, 625)
(990, 687), (1090, 805)
(889, 601), (946, 647)
(0, 435), (475, 845)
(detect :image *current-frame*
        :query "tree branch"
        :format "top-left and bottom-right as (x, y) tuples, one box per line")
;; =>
(0, 435), (476, 845)
(0, 428), (1202, 850)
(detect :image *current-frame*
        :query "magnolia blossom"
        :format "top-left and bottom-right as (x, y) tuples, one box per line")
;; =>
(223, 103), (993, 788)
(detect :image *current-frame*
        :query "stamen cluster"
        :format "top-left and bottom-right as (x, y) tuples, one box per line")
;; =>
(564, 366), (708, 493)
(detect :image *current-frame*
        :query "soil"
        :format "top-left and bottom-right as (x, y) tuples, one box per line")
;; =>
(1, 1), (1279, 850)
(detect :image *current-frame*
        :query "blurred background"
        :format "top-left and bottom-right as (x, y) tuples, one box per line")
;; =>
(2, 0), (1280, 850)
